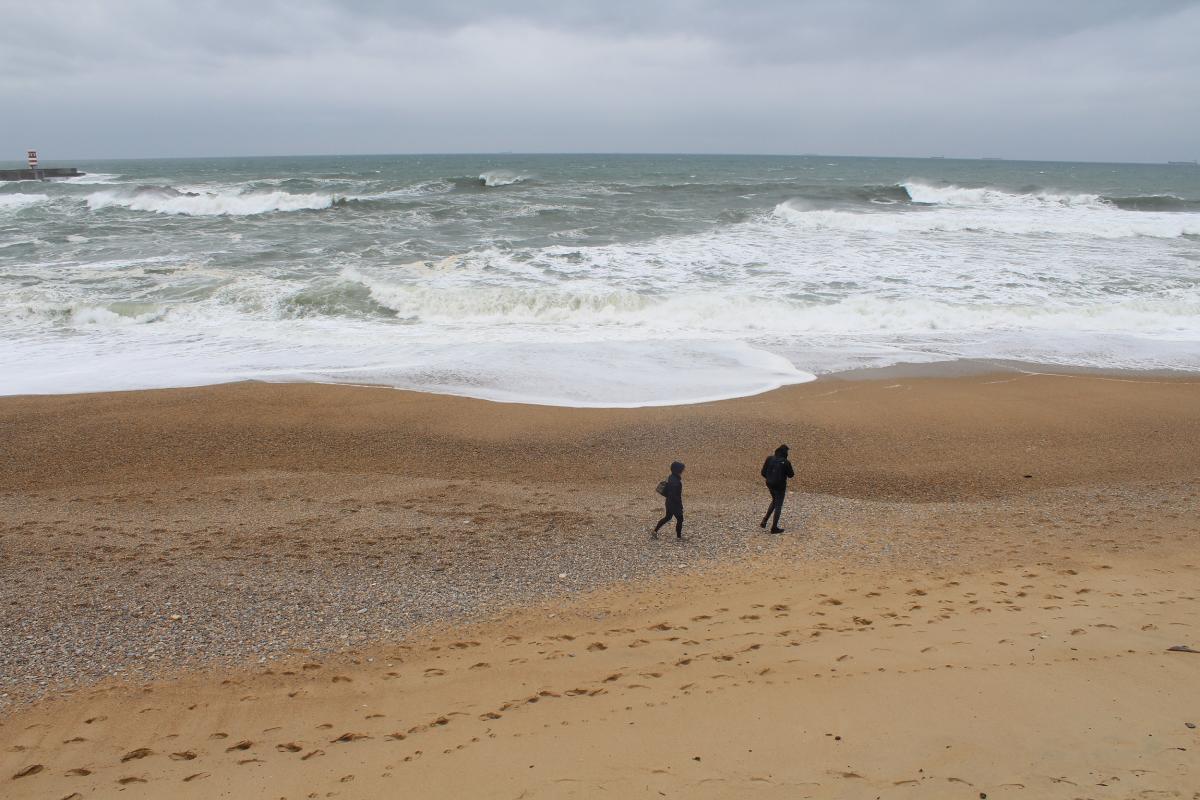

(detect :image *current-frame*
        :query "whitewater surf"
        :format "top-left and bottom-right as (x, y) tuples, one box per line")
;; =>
(1, 154), (1198, 404)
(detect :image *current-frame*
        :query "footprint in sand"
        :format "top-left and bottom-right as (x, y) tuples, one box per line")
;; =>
(121, 748), (154, 762)
(276, 743), (303, 753)
(182, 772), (210, 782)
(225, 740), (253, 752)
(117, 776), (148, 784)
(170, 751), (197, 761)
(12, 764), (44, 779)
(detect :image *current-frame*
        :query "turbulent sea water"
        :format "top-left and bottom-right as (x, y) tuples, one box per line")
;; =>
(2, 154), (1199, 405)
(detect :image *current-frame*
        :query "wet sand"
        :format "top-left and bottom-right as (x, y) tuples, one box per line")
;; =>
(2, 372), (1199, 797)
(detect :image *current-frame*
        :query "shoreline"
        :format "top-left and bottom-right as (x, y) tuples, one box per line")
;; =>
(3, 356), (1197, 408)
(2, 371), (1199, 795)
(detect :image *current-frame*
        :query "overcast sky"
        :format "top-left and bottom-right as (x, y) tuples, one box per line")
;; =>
(2, 0), (1197, 162)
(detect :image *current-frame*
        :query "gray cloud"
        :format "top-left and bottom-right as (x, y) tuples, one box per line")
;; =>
(2, 0), (1197, 161)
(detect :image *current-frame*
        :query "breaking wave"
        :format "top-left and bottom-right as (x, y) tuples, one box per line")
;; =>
(900, 181), (1103, 207)
(341, 267), (652, 323)
(0, 193), (50, 212)
(2, 300), (168, 328)
(332, 267), (1200, 337)
(775, 181), (1200, 238)
(478, 170), (529, 188)
(6, 155), (1200, 403)
(86, 187), (335, 216)
(898, 181), (1200, 215)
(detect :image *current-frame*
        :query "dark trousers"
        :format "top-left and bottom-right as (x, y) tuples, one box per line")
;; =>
(762, 486), (786, 529)
(655, 504), (684, 537)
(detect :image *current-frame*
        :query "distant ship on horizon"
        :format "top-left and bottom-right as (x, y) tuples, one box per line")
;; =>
(1166, 160), (1198, 166)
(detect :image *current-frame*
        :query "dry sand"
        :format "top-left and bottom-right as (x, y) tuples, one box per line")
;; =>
(2, 371), (1199, 798)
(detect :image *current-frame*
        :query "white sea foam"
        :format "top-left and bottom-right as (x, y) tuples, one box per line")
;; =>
(774, 189), (1200, 239)
(0, 193), (50, 212)
(86, 188), (334, 216)
(332, 266), (1200, 339)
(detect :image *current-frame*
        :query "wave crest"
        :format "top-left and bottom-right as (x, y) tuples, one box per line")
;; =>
(901, 181), (1103, 207)
(478, 170), (529, 188)
(0, 193), (50, 212)
(343, 267), (651, 322)
(775, 183), (1200, 238)
(86, 187), (335, 216)
(3, 300), (167, 328)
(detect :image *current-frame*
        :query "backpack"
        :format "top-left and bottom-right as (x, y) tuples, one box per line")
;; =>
(655, 479), (669, 497)
(762, 457), (787, 487)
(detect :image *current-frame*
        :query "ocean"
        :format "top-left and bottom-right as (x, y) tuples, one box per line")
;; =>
(1, 154), (1198, 406)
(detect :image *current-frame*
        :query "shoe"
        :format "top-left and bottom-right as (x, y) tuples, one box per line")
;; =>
(769, 527), (785, 534)
(759, 519), (768, 529)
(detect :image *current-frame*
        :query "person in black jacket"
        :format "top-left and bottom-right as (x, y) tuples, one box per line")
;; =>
(652, 461), (685, 540)
(760, 444), (795, 533)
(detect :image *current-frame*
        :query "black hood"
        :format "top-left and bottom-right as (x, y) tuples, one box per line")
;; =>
(774, 445), (789, 458)
(670, 461), (685, 475)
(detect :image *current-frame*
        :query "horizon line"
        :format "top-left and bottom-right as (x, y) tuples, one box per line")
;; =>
(3, 150), (1194, 168)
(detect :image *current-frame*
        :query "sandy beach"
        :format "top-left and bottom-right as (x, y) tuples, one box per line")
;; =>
(2, 370), (1199, 798)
